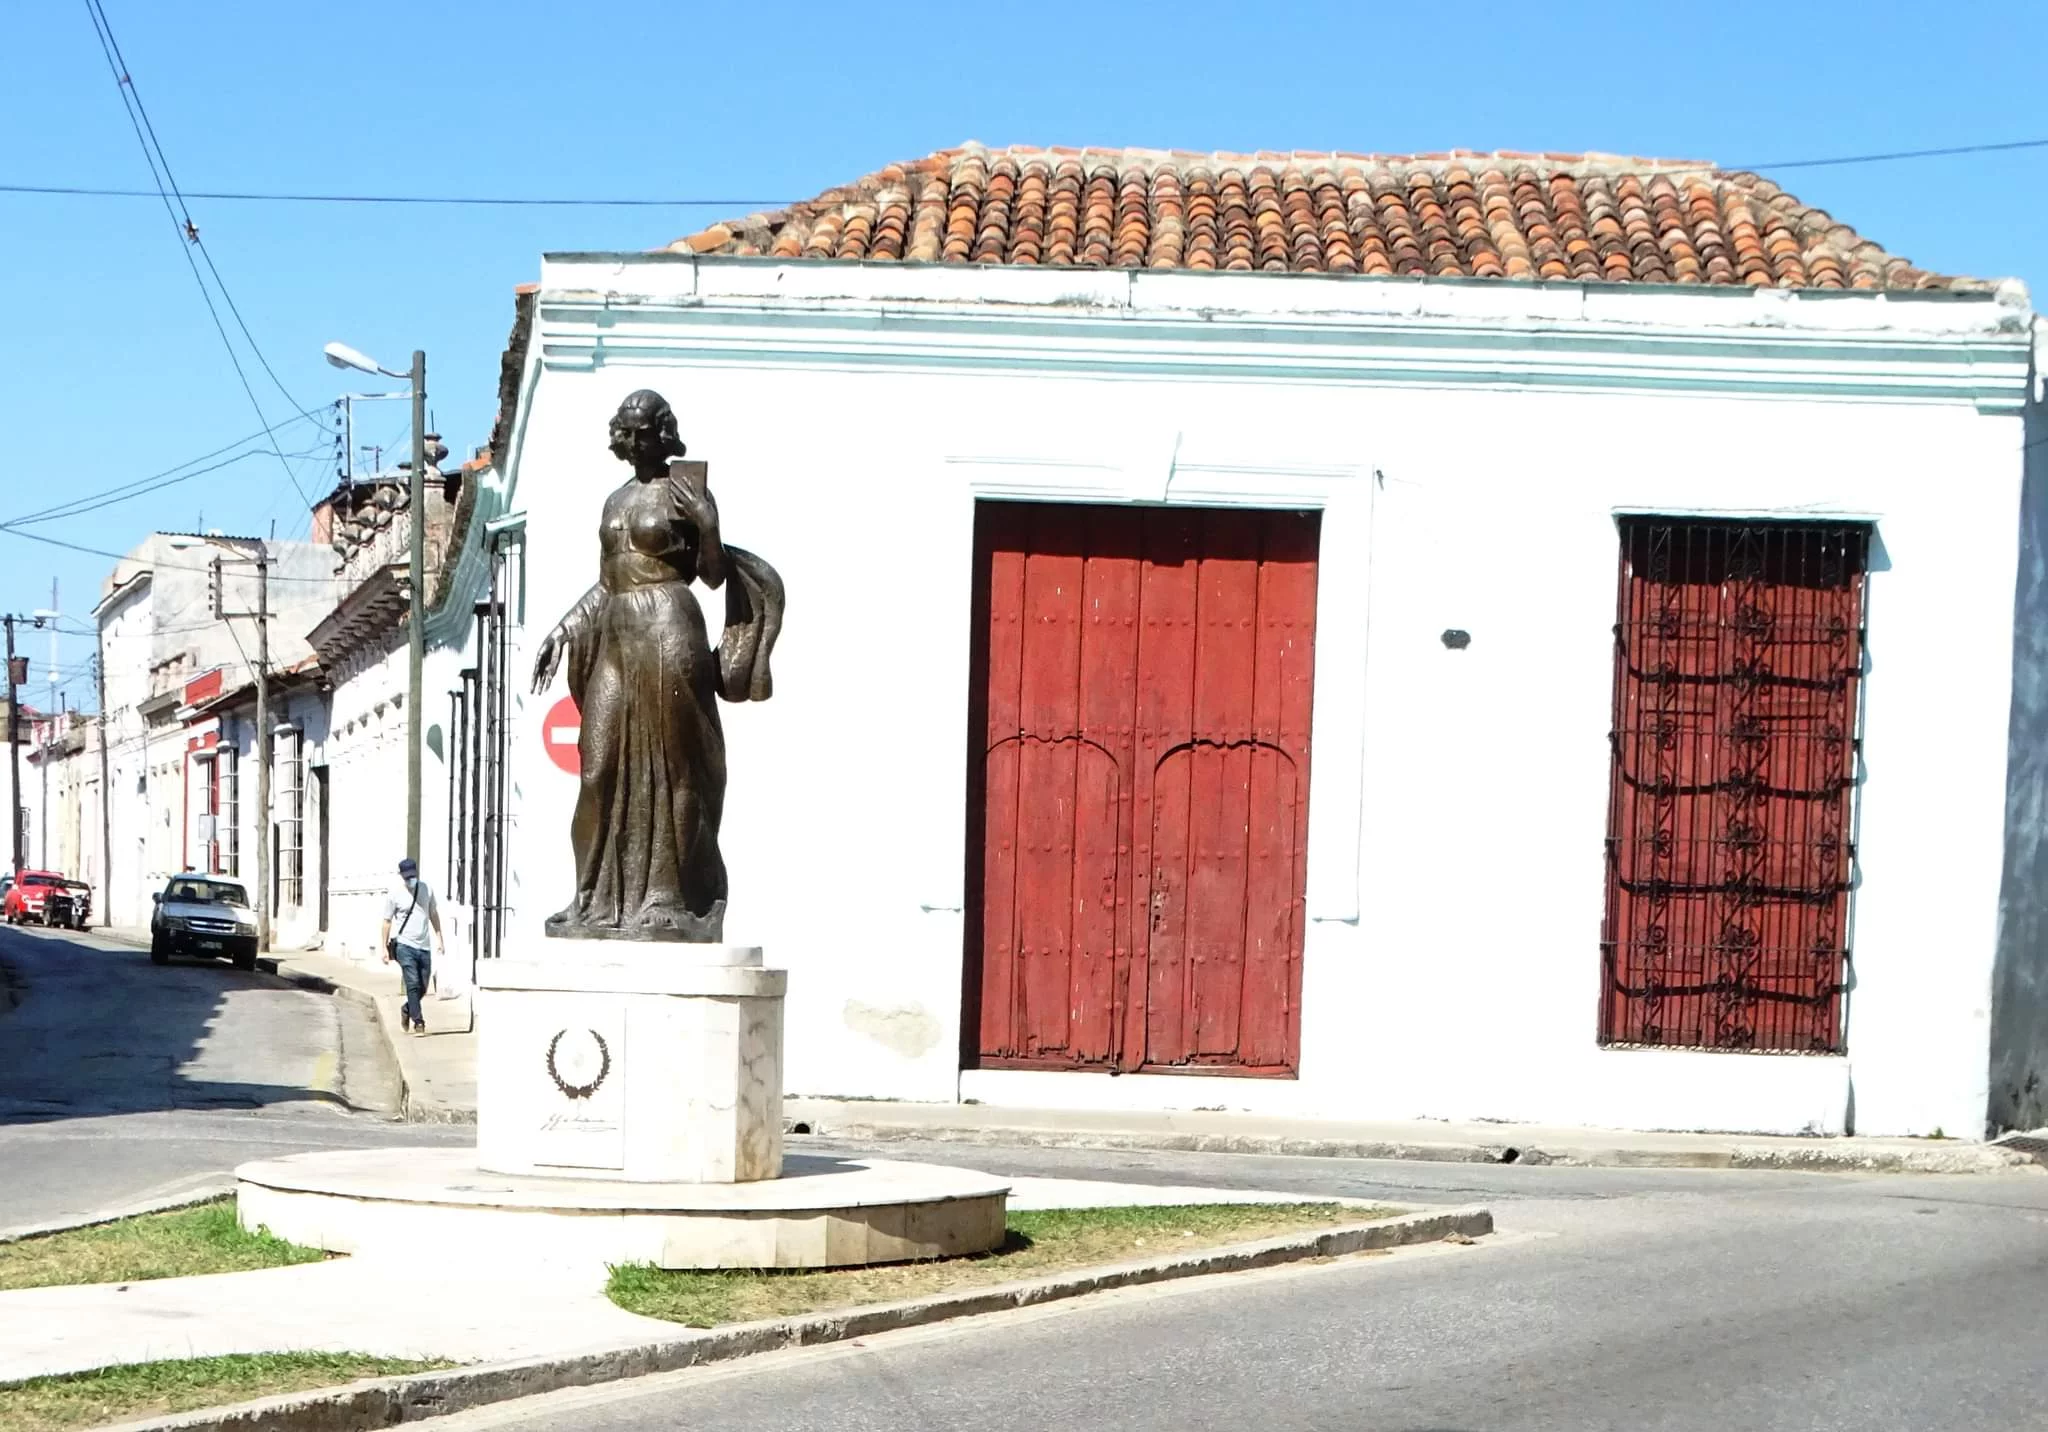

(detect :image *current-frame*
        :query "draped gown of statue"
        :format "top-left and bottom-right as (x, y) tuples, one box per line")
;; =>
(544, 466), (781, 942)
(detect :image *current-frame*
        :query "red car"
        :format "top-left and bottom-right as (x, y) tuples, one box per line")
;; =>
(4, 870), (83, 928)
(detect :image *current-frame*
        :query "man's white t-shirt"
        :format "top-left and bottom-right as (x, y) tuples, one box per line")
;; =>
(383, 878), (437, 952)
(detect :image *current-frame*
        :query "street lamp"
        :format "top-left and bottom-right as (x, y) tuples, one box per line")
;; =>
(325, 340), (427, 864)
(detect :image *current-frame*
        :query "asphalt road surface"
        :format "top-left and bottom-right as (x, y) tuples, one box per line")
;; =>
(436, 1162), (2048, 1432)
(0, 920), (1856, 1229)
(9, 921), (2048, 1429)
(0, 922), (462, 1231)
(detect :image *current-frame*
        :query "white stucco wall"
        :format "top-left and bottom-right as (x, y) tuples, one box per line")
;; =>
(496, 256), (2035, 1138)
(97, 582), (154, 928)
(89, 535), (343, 928)
(19, 715), (81, 879)
(103, 535), (338, 680)
(27, 734), (93, 887)
(32, 729), (106, 909)
(320, 631), (478, 966)
(323, 640), (414, 960)
(142, 716), (187, 905)
(181, 686), (333, 949)
(13, 729), (44, 873)
(274, 688), (333, 951)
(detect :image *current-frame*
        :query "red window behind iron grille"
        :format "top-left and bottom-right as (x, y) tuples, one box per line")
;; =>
(1600, 518), (1867, 1054)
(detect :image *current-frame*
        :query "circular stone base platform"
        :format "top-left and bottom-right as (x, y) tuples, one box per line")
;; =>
(236, 1149), (1010, 1270)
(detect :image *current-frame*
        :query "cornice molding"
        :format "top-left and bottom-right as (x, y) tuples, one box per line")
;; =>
(532, 291), (2033, 412)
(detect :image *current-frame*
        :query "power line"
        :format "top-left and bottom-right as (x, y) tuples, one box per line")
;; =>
(94, 0), (308, 426)
(0, 183), (787, 207)
(0, 524), (344, 584)
(3, 134), (2046, 211)
(1728, 137), (2048, 172)
(0, 404), (334, 530)
(3, 445), (325, 529)
(79, 0), (315, 515)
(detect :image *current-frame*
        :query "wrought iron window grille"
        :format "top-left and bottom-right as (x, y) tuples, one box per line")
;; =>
(1600, 518), (1869, 1055)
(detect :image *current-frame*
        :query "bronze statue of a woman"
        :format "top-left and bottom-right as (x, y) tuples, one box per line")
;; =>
(531, 390), (783, 943)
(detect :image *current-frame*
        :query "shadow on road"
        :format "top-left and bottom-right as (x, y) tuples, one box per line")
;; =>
(0, 925), (341, 1125)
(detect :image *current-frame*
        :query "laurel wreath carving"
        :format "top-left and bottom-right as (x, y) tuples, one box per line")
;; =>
(545, 1028), (611, 1100)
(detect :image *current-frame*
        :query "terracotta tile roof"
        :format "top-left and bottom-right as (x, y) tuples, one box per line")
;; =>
(666, 143), (1984, 292)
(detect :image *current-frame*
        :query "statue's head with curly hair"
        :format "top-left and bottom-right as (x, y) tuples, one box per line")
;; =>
(608, 389), (687, 474)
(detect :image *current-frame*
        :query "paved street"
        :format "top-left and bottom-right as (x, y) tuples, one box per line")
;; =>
(0, 923), (461, 1231)
(9, 920), (2048, 1429)
(435, 1162), (2048, 1432)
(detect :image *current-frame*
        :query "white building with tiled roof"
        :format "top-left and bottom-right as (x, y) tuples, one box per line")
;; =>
(476, 144), (2048, 1142)
(87, 533), (338, 928)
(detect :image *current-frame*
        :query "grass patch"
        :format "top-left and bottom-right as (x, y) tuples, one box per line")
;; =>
(0, 1200), (326, 1292)
(609, 1201), (1398, 1328)
(0, 1353), (446, 1432)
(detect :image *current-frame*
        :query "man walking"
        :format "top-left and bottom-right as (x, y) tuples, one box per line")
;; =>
(381, 857), (444, 1036)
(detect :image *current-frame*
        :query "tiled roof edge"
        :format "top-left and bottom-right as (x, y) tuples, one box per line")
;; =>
(660, 141), (1993, 291)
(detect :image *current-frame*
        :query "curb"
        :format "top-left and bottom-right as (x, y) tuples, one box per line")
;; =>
(295, 980), (395, 1121)
(353, 977), (475, 1126)
(1722, 1143), (2029, 1174)
(91, 1204), (1491, 1431)
(785, 1116), (2036, 1176)
(261, 961), (472, 1125)
(245, 962), (381, 1119)
(0, 1185), (233, 1245)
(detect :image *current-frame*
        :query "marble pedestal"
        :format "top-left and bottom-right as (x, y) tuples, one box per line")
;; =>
(477, 944), (783, 1184)
(237, 935), (1010, 1268)
(237, 1149), (1011, 1271)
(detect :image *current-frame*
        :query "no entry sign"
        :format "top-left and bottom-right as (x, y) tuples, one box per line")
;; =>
(544, 696), (581, 776)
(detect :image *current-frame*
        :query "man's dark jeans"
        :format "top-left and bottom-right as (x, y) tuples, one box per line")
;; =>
(394, 942), (432, 1029)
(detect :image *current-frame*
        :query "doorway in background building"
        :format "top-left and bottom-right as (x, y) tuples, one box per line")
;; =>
(312, 764), (330, 934)
(964, 501), (1320, 1078)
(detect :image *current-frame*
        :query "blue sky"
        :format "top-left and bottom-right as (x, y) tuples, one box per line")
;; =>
(4, 0), (2044, 710)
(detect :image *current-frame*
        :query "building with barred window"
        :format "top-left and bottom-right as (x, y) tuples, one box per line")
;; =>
(479, 145), (2048, 1140)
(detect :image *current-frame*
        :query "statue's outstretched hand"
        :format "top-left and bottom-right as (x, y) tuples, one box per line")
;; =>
(531, 633), (562, 695)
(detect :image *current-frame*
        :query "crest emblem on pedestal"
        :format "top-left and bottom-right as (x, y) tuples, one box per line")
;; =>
(545, 1028), (611, 1100)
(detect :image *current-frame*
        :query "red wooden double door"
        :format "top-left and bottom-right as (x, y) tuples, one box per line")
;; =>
(967, 502), (1320, 1076)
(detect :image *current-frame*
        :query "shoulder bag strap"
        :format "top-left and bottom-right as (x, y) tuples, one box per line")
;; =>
(397, 884), (421, 944)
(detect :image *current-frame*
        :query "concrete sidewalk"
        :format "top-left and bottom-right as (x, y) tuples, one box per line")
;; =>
(97, 925), (2034, 1174)
(784, 1099), (2036, 1174)
(0, 1178), (1411, 1382)
(0, 1257), (658, 1382)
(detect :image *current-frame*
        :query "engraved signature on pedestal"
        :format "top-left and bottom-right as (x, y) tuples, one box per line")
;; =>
(541, 1111), (620, 1135)
(545, 1028), (612, 1100)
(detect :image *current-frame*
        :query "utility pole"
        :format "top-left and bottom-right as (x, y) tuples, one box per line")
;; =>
(322, 339), (429, 865)
(214, 546), (274, 949)
(254, 549), (271, 951)
(93, 635), (112, 926)
(37, 706), (47, 870)
(39, 581), (55, 870)
(407, 348), (426, 863)
(5, 614), (21, 874)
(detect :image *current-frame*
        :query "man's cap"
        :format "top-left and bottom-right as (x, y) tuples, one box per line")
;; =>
(398, 858), (418, 876)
